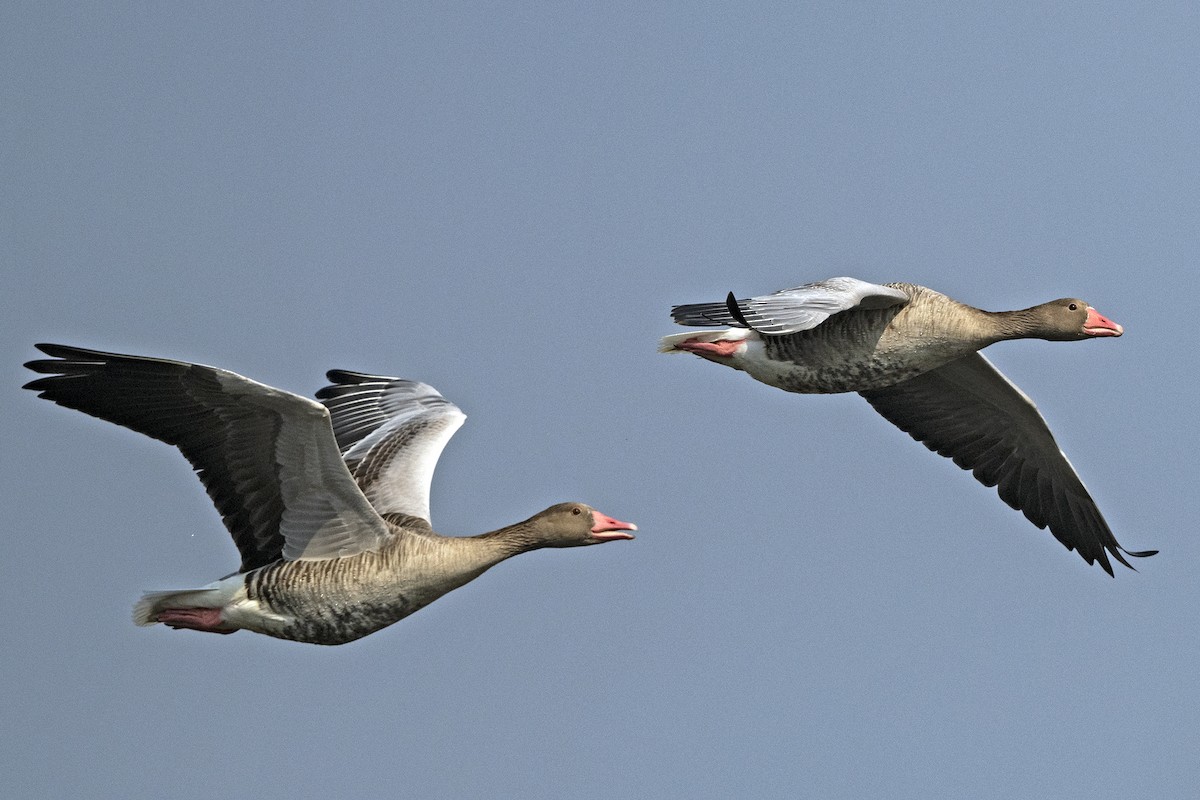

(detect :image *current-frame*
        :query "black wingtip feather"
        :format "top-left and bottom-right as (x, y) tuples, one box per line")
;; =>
(31, 343), (103, 360)
(1122, 547), (1158, 558)
(324, 369), (369, 384)
(24, 344), (104, 390)
(33, 342), (67, 357)
(22, 374), (64, 392)
(725, 292), (751, 328)
(323, 370), (396, 385)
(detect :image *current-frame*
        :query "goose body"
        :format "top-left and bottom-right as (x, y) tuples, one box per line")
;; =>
(25, 345), (636, 645)
(662, 277), (1154, 575)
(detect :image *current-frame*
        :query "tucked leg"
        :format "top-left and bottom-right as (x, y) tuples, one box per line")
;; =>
(156, 607), (237, 634)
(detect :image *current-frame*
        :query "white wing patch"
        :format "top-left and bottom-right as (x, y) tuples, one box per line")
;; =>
(732, 277), (910, 335)
(317, 374), (467, 525)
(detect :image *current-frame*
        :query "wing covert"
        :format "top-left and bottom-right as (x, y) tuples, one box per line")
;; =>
(672, 277), (909, 335)
(316, 372), (466, 524)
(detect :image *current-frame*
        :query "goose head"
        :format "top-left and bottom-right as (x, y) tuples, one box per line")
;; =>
(1012, 299), (1124, 341)
(524, 503), (638, 548)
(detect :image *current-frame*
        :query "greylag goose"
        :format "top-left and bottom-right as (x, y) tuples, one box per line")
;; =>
(24, 344), (636, 645)
(661, 277), (1154, 575)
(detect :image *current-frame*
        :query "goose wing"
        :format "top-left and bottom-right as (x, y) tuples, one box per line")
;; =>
(24, 344), (390, 571)
(671, 277), (910, 335)
(316, 371), (466, 525)
(859, 352), (1155, 574)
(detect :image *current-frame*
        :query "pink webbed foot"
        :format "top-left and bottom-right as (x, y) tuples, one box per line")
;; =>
(156, 607), (237, 635)
(674, 338), (745, 358)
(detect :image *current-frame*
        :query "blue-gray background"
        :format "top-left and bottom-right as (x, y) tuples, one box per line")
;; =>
(4, 3), (1196, 798)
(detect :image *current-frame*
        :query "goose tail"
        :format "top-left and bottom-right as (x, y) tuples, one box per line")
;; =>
(132, 587), (225, 626)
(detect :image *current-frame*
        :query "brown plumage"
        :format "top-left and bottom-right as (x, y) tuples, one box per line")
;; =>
(662, 277), (1155, 575)
(24, 344), (636, 645)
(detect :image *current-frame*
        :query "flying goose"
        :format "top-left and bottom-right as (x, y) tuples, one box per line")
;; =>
(661, 277), (1154, 575)
(24, 344), (636, 645)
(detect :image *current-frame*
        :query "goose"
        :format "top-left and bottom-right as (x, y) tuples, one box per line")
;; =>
(660, 277), (1154, 575)
(23, 344), (636, 645)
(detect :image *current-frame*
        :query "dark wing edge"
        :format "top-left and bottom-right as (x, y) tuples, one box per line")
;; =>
(23, 344), (388, 571)
(859, 354), (1155, 575)
(25, 344), (289, 570)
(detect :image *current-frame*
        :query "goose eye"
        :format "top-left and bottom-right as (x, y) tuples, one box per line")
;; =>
(1068, 302), (1079, 311)
(571, 507), (582, 516)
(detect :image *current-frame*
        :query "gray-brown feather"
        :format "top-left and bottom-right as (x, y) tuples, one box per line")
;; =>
(243, 519), (513, 645)
(754, 285), (1000, 393)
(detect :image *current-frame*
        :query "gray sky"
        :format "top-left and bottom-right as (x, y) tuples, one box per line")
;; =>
(4, 3), (1197, 798)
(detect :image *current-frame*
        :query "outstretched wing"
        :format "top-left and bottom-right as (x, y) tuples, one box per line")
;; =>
(860, 353), (1155, 575)
(316, 371), (466, 525)
(24, 344), (390, 571)
(672, 277), (910, 335)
